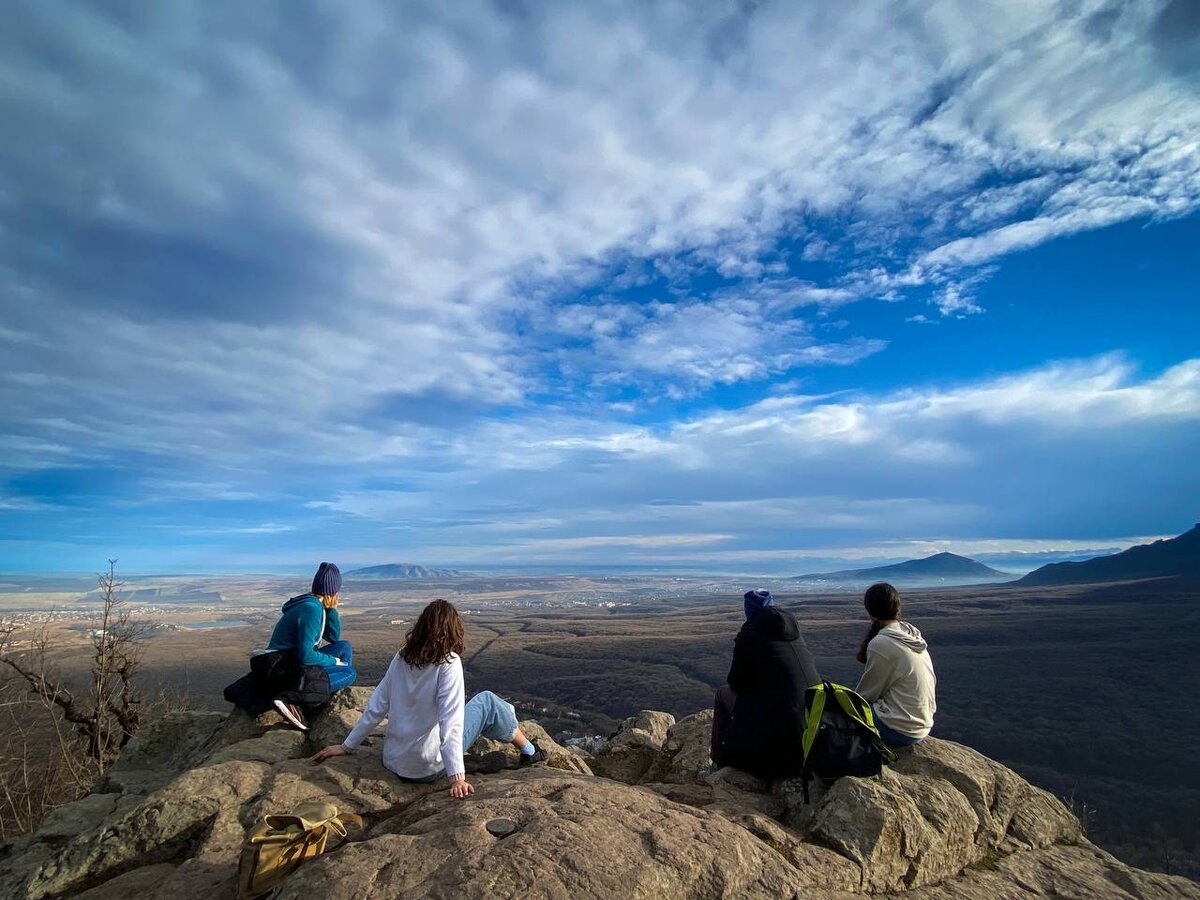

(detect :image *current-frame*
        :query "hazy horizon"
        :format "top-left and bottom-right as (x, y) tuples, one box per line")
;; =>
(0, 542), (1132, 579)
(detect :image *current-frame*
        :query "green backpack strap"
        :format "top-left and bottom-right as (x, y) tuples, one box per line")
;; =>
(801, 682), (828, 763)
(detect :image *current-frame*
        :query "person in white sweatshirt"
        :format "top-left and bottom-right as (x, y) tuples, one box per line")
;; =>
(854, 582), (937, 747)
(310, 599), (546, 799)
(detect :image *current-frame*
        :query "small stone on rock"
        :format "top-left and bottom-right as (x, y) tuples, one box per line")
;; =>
(485, 817), (519, 838)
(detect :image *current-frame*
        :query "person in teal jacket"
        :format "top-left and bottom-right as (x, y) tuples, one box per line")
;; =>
(262, 562), (356, 727)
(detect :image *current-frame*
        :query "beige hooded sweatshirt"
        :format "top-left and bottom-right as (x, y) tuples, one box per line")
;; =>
(855, 621), (937, 739)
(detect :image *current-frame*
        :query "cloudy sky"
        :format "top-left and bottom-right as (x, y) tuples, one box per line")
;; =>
(1, 0), (1198, 573)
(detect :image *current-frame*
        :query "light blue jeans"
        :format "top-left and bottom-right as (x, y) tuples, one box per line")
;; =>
(463, 690), (520, 748)
(398, 690), (520, 783)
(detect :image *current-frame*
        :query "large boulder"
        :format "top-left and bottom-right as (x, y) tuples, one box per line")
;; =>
(806, 770), (979, 892)
(589, 710), (675, 784)
(780, 738), (1086, 893)
(888, 738), (1075, 852)
(644, 710), (714, 784)
(892, 843), (1200, 900)
(6, 758), (273, 899)
(302, 686), (377, 751)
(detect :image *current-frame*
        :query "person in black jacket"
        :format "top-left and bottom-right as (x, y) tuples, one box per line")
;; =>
(710, 589), (821, 779)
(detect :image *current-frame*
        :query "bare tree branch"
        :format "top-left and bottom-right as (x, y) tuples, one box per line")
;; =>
(0, 560), (156, 836)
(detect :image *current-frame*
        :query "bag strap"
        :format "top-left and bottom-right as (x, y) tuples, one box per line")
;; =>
(331, 812), (363, 838)
(312, 811), (363, 848)
(800, 682), (828, 763)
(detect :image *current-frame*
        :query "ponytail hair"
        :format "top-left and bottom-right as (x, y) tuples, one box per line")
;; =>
(863, 582), (901, 621)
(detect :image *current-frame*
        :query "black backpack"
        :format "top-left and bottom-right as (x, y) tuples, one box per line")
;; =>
(222, 651), (332, 716)
(799, 680), (896, 802)
(279, 664), (331, 712)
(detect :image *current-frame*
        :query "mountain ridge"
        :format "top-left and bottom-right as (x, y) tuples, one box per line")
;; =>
(1016, 524), (1200, 586)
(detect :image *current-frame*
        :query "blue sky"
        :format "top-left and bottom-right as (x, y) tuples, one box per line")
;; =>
(1, 0), (1198, 573)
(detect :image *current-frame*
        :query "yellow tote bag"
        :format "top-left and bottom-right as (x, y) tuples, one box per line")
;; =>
(237, 801), (364, 899)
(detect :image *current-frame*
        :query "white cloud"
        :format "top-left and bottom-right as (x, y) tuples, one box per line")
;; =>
(880, 356), (1200, 427)
(932, 283), (985, 318)
(555, 298), (889, 394)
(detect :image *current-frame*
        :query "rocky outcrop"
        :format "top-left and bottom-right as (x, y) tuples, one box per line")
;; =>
(588, 709), (674, 783)
(0, 695), (1195, 900)
(644, 710), (714, 784)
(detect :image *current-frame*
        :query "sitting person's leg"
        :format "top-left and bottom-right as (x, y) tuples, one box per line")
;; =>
(874, 715), (922, 748)
(320, 639), (357, 693)
(462, 690), (545, 764)
(323, 639), (353, 664)
(711, 683), (737, 764)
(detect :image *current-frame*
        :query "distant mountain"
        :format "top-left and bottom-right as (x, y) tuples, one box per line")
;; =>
(1016, 524), (1200, 586)
(346, 564), (466, 579)
(796, 552), (1006, 583)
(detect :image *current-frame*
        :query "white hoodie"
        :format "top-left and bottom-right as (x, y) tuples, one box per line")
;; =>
(855, 622), (937, 739)
(341, 652), (465, 779)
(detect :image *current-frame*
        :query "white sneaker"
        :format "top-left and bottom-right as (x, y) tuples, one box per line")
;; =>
(273, 698), (308, 730)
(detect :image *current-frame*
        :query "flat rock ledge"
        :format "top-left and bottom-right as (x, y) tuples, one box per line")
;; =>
(0, 689), (1194, 900)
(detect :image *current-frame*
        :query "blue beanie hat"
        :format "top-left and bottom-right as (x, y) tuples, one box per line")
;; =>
(312, 562), (342, 597)
(743, 588), (774, 620)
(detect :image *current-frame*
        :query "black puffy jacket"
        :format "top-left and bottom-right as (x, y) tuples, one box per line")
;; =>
(721, 607), (820, 778)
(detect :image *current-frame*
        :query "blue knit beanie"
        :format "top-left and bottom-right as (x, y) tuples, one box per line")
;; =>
(311, 562), (342, 597)
(743, 588), (774, 620)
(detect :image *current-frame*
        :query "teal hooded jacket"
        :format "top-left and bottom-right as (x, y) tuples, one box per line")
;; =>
(266, 593), (342, 667)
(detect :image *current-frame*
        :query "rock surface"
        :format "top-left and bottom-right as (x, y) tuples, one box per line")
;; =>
(0, 697), (1195, 900)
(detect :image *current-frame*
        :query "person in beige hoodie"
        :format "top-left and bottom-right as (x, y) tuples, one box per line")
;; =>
(854, 582), (936, 746)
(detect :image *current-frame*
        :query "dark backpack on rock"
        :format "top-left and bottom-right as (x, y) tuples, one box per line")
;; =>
(278, 665), (331, 711)
(799, 680), (896, 802)
(250, 649), (303, 694)
(223, 650), (332, 716)
(223, 673), (275, 716)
